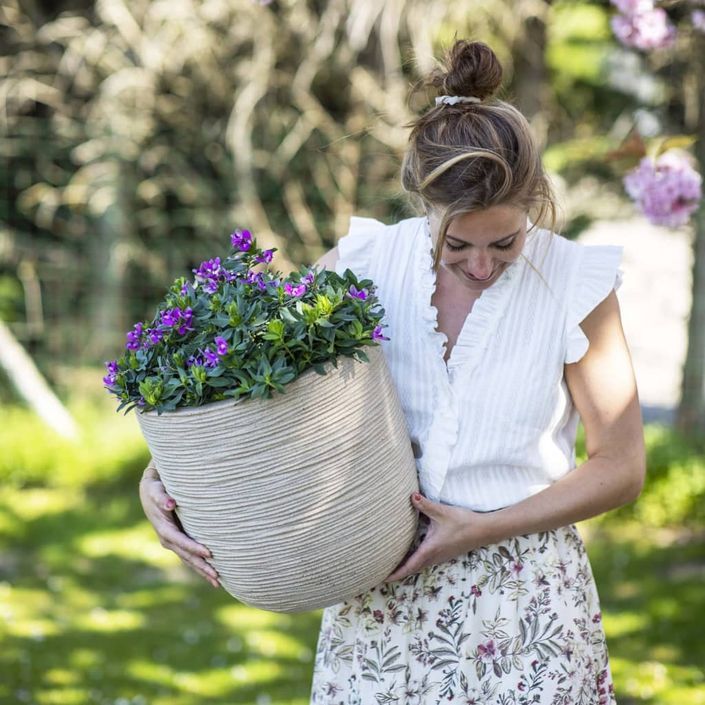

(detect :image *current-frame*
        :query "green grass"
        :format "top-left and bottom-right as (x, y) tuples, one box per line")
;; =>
(1, 387), (704, 704)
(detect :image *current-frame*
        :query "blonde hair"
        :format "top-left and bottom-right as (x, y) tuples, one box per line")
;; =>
(400, 39), (562, 277)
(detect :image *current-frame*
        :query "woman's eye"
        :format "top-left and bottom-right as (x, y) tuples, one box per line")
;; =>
(445, 238), (516, 252)
(495, 239), (516, 250)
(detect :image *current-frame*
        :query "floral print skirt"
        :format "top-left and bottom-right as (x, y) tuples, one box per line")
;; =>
(310, 515), (616, 704)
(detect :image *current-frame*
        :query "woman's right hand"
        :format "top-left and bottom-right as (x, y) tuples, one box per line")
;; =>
(139, 460), (221, 589)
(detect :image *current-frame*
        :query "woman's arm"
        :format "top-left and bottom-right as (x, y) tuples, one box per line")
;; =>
(385, 289), (646, 582)
(477, 288), (646, 544)
(314, 245), (339, 270)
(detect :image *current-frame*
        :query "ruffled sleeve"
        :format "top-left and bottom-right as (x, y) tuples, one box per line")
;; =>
(334, 216), (386, 280)
(564, 244), (625, 364)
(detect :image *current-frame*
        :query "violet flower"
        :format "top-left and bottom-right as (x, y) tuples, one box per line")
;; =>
(160, 308), (180, 327)
(215, 336), (228, 356)
(372, 325), (389, 341)
(125, 322), (144, 351)
(230, 229), (253, 251)
(254, 249), (274, 264)
(103, 359), (119, 386)
(192, 257), (223, 294)
(284, 282), (307, 297)
(147, 328), (164, 345)
(202, 348), (219, 368)
(176, 307), (194, 335)
(347, 284), (368, 300)
(186, 354), (202, 368)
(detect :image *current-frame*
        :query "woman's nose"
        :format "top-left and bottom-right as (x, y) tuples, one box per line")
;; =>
(466, 251), (494, 279)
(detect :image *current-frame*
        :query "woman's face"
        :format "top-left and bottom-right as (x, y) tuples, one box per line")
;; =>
(428, 204), (528, 292)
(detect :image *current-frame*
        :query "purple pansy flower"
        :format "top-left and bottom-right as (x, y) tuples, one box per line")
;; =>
(160, 308), (180, 327)
(125, 322), (144, 351)
(372, 325), (389, 341)
(192, 257), (223, 294)
(215, 336), (228, 356)
(102, 359), (119, 386)
(242, 270), (267, 290)
(347, 284), (368, 300)
(230, 229), (253, 251)
(254, 249), (274, 264)
(284, 282), (307, 297)
(202, 348), (219, 368)
(146, 328), (164, 345)
(176, 307), (194, 335)
(186, 354), (203, 368)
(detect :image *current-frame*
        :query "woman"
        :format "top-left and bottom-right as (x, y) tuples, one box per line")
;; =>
(140, 40), (645, 703)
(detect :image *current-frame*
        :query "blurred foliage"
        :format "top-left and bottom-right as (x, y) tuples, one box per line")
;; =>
(576, 422), (705, 530)
(1, 0), (676, 365)
(0, 272), (23, 321)
(0, 396), (703, 703)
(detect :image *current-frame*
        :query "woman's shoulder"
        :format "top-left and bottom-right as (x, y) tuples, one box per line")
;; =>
(525, 227), (625, 364)
(335, 213), (424, 278)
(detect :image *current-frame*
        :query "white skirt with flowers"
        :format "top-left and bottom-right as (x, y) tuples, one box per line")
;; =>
(309, 515), (616, 705)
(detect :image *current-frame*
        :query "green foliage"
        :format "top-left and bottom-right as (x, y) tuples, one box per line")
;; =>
(105, 233), (387, 415)
(0, 399), (147, 489)
(0, 274), (23, 322)
(577, 423), (705, 529)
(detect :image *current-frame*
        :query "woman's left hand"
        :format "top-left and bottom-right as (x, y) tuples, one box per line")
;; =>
(384, 492), (492, 582)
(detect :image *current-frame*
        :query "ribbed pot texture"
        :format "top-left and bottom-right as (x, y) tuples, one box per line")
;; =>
(136, 345), (419, 613)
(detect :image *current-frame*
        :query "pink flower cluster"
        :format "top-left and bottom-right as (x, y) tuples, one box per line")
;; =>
(623, 151), (703, 227)
(610, 0), (677, 50)
(693, 9), (705, 32)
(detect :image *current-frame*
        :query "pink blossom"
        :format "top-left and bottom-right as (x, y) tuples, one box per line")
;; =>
(610, 0), (653, 14)
(477, 640), (496, 661)
(611, 7), (677, 50)
(623, 151), (702, 227)
(693, 10), (705, 32)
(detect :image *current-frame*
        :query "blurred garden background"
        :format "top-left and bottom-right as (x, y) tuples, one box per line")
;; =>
(2, 0), (705, 703)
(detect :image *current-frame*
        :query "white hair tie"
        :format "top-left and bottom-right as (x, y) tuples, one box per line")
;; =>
(435, 95), (481, 106)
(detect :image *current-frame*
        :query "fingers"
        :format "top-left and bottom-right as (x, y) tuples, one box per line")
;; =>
(385, 548), (428, 583)
(138, 465), (221, 589)
(157, 517), (221, 588)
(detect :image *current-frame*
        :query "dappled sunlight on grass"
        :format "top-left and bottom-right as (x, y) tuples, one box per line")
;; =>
(77, 523), (178, 568)
(610, 658), (705, 704)
(217, 603), (295, 630)
(1, 401), (703, 703)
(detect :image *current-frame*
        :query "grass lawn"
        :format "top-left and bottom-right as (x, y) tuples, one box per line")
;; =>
(1, 394), (704, 704)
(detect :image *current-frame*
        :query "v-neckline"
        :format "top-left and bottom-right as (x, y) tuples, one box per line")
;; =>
(415, 217), (528, 378)
(431, 269), (483, 365)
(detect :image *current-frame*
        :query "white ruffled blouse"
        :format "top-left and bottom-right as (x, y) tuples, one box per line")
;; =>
(334, 214), (624, 512)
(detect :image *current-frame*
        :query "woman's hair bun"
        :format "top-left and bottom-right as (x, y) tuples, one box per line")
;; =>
(428, 40), (503, 102)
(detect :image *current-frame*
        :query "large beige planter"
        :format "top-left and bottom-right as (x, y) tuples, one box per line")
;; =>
(137, 345), (419, 613)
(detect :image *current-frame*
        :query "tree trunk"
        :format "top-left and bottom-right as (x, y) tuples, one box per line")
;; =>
(0, 320), (79, 439)
(512, 5), (550, 150)
(676, 31), (705, 445)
